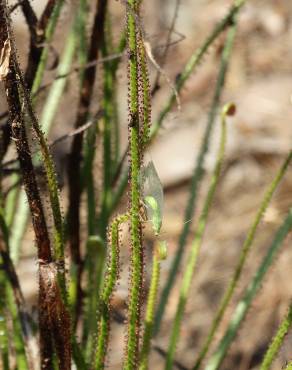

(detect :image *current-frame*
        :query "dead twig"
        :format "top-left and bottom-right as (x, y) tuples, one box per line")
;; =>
(2, 110), (103, 170)
(67, 0), (108, 325)
(0, 4), (72, 368)
(151, 0), (181, 95)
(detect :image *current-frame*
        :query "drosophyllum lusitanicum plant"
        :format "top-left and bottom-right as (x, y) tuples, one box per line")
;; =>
(0, 0), (291, 369)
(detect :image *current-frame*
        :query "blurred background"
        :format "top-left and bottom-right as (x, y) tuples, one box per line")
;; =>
(2, 0), (292, 369)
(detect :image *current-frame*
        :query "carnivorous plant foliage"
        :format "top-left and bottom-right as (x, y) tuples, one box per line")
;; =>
(0, 0), (291, 369)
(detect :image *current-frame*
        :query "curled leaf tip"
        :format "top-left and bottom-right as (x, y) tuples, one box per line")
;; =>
(222, 102), (236, 117)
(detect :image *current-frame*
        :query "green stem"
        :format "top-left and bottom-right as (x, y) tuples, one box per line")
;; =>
(1, 191), (36, 369)
(137, 32), (151, 148)
(9, 192), (29, 262)
(139, 242), (167, 370)
(94, 214), (129, 369)
(260, 302), (292, 370)
(164, 103), (231, 370)
(0, 273), (9, 370)
(81, 126), (103, 350)
(155, 20), (238, 335)
(72, 338), (87, 370)
(83, 236), (105, 361)
(99, 29), (127, 232)
(76, 0), (88, 83)
(83, 125), (99, 236)
(111, 31), (126, 171)
(6, 284), (28, 370)
(99, 35), (115, 237)
(126, 124), (143, 370)
(204, 209), (292, 370)
(124, 0), (145, 368)
(39, 17), (77, 135)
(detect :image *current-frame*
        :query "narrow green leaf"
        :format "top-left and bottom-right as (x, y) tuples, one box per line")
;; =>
(155, 18), (238, 336)
(164, 102), (229, 370)
(139, 241), (167, 370)
(260, 302), (292, 370)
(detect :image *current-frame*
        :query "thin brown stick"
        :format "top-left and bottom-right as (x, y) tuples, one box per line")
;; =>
(38, 0), (57, 33)
(9, 0), (26, 13)
(52, 109), (103, 148)
(39, 261), (71, 370)
(33, 52), (124, 94)
(144, 40), (181, 110)
(0, 4), (72, 368)
(151, 0), (180, 95)
(0, 37), (180, 128)
(67, 0), (108, 323)
(24, 0), (58, 88)
(0, 119), (10, 160)
(15, 46), (73, 370)
(0, 5), (52, 265)
(1, 55), (54, 370)
(18, 0), (38, 42)
(27, 37), (183, 96)
(2, 110), (103, 170)
(1, 1), (60, 172)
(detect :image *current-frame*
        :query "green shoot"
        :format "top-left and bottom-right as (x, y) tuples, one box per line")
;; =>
(155, 19), (238, 335)
(139, 241), (167, 370)
(260, 302), (292, 370)
(164, 102), (232, 370)
(0, 274), (9, 370)
(93, 213), (129, 369)
(124, 0), (148, 367)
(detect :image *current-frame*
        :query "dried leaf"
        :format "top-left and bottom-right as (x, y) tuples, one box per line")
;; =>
(0, 39), (11, 80)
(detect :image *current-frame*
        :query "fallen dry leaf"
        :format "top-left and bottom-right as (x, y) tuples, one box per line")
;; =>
(0, 38), (11, 80)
